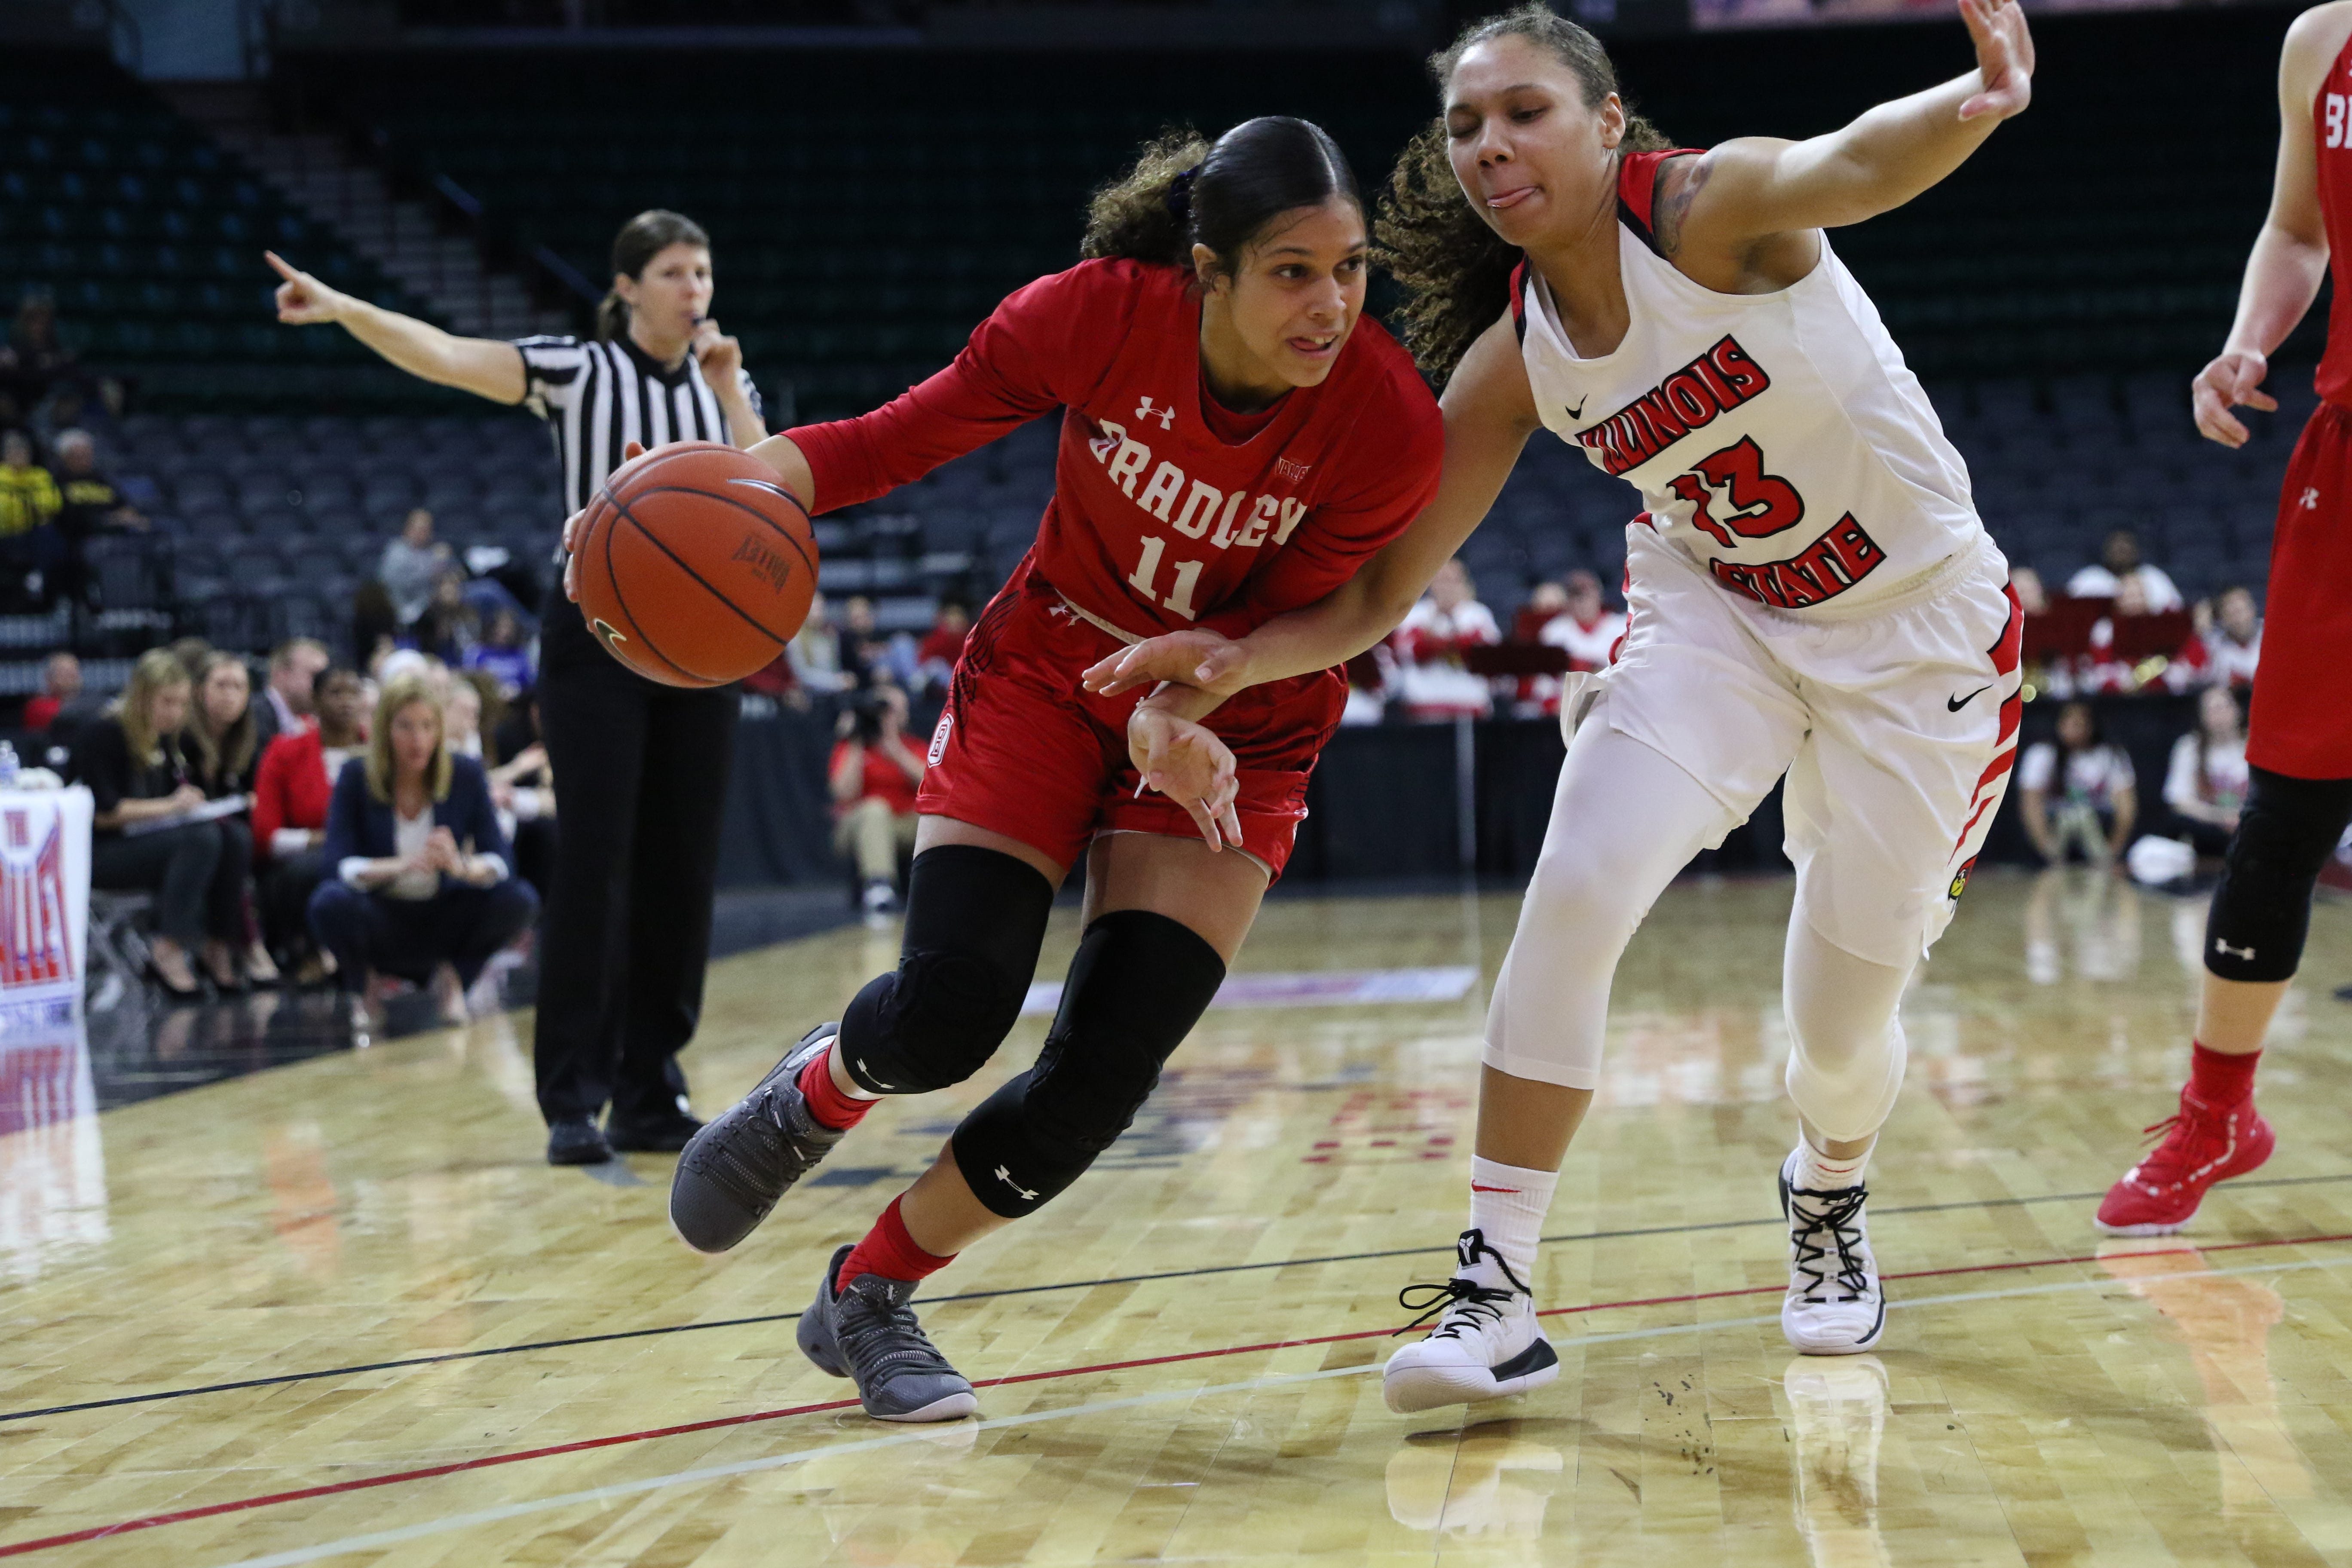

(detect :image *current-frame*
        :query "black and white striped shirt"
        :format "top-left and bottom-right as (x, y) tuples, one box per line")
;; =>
(513, 333), (762, 519)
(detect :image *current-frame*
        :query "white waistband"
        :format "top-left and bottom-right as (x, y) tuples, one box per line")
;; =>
(1058, 595), (1145, 646)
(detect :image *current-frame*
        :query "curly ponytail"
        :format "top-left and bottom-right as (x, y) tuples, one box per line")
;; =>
(1084, 116), (1361, 280)
(1375, 3), (1676, 384)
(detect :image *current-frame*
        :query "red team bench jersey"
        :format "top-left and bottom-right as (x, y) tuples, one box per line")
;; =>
(787, 258), (1442, 644)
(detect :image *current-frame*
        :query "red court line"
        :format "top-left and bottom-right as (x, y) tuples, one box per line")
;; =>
(9, 1228), (2349, 1561)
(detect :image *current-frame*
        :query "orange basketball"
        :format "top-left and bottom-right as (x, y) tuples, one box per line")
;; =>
(573, 441), (819, 688)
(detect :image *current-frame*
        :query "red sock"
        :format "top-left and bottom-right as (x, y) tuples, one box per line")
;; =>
(835, 1196), (954, 1294)
(2188, 1041), (2260, 1106)
(797, 1045), (876, 1131)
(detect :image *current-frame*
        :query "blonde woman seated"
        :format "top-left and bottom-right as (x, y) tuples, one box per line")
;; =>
(309, 673), (539, 1030)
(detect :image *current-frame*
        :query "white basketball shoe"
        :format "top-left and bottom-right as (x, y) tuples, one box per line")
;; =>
(1779, 1148), (1886, 1354)
(1382, 1230), (1560, 1414)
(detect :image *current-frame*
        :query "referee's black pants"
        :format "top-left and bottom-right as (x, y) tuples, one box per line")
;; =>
(534, 603), (739, 1127)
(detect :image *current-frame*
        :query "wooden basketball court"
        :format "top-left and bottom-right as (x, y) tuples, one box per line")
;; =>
(7, 868), (2352, 1565)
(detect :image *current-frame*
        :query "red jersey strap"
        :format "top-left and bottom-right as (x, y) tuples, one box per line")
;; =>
(1616, 148), (1705, 257)
(1508, 257), (1531, 343)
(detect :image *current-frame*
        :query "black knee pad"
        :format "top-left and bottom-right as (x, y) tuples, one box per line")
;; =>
(2205, 768), (2352, 983)
(950, 909), (1227, 1219)
(836, 845), (1056, 1094)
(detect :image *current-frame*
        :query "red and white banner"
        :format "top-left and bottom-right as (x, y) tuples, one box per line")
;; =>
(0, 786), (89, 1031)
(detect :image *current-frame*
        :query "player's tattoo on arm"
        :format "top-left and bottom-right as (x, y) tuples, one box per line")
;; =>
(1652, 153), (1710, 257)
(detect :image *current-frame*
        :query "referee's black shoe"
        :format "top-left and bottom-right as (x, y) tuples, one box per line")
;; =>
(546, 1117), (611, 1166)
(669, 1023), (846, 1253)
(799, 1244), (978, 1422)
(608, 1105), (704, 1154)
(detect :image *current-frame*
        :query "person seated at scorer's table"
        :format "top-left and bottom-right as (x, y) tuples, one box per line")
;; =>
(2164, 684), (2251, 861)
(464, 607), (535, 698)
(254, 637), (330, 749)
(2019, 700), (2138, 868)
(184, 649), (279, 987)
(252, 663), (369, 983)
(308, 673), (539, 1032)
(830, 684), (927, 923)
(24, 649), (79, 733)
(68, 648), (254, 999)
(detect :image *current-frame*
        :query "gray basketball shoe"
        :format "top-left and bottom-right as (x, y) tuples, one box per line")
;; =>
(668, 1023), (846, 1253)
(799, 1243), (980, 1422)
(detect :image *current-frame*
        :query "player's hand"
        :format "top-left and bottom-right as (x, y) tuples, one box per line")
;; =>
(692, 318), (743, 383)
(1957, 0), (2033, 122)
(264, 251), (353, 325)
(560, 441), (649, 600)
(1127, 706), (1243, 852)
(2191, 349), (2275, 448)
(1083, 629), (1254, 700)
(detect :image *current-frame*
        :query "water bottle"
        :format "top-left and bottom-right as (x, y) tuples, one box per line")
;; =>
(0, 741), (17, 788)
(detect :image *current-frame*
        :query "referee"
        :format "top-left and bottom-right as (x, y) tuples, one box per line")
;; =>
(267, 208), (766, 1164)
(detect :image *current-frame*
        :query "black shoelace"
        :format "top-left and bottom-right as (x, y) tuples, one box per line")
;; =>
(837, 1289), (959, 1383)
(1788, 1185), (1872, 1303)
(1392, 1229), (1532, 1338)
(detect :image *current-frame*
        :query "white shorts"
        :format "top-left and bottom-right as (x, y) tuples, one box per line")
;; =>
(1599, 525), (2021, 968)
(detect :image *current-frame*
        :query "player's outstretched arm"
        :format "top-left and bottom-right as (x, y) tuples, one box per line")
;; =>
(2193, 3), (2350, 447)
(1665, 0), (2031, 261)
(266, 251), (526, 404)
(1084, 315), (1538, 716)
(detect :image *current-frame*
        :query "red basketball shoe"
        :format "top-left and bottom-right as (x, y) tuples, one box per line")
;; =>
(2095, 1089), (2275, 1236)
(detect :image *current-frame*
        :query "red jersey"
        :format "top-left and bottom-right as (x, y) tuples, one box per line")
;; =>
(2316, 29), (2352, 407)
(788, 259), (1442, 640)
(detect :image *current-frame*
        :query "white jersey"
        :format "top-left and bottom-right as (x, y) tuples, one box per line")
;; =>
(1513, 150), (1985, 616)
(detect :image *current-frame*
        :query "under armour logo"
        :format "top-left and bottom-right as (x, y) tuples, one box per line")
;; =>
(2303, 487), (2322, 511)
(2215, 938), (2257, 961)
(1135, 395), (1176, 430)
(995, 1165), (1039, 1201)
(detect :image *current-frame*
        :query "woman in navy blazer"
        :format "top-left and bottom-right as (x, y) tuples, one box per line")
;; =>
(310, 672), (539, 1032)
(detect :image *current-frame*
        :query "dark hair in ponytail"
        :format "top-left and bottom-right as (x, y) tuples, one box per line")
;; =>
(597, 208), (711, 343)
(1377, 3), (1674, 384)
(1083, 116), (1361, 281)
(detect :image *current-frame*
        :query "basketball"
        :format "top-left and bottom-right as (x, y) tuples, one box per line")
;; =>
(572, 440), (818, 688)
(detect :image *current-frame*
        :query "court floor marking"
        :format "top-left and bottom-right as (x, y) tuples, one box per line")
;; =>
(11, 1169), (2347, 1427)
(9, 1233), (2352, 1564)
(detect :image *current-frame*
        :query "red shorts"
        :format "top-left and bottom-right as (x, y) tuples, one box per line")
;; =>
(2253, 401), (2352, 779)
(916, 573), (1343, 877)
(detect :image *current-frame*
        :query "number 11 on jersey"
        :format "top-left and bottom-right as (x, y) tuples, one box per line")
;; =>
(1127, 534), (1204, 620)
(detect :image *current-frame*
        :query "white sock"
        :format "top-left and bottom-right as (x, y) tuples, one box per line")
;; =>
(1466, 1156), (1558, 1292)
(1792, 1130), (1873, 1193)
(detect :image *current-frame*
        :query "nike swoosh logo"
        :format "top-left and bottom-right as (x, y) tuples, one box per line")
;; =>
(1470, 1184), (1522, 1194)
(1948, 685), (1993, 712)
(1565, 398), (1587, 420)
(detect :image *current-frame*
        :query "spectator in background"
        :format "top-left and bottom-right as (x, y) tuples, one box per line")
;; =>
(2011, 566), (2049, 616)
(830, 685), (927, 923)
(414, 564), (480, 665)
(23, 650), (79, 733)
(52, 430), (143, 533)
(1510, 580), (1568, 645)
(309, 673), (538, 1032)
(2019, 700), (2138, 867)
(837, 593), (917, 690)
(352, 580), (399, 672)
(379, 508), (451, 627)
(788, 592), (851, 695)
(1391, 557), (1501, 720)
(915, 600), (971, 700)
(0, 429), (61, 610)
(185, 651), (278, 986)
(465, 607), (535, 698)
(167, 636), (214, 685)
(2075, 575), (2175, 693)
(2164, 685), (2250, 859)
(253, 637), (331, 750)
(72, 648), (250, 998)
(1541, 568), (1624, 674)
(253, 664), (367, 983)
(6, 293), (74, 413)
(2171, 582), (2263, 691)
(485, 686), (556, 897)
(2067, 528), (2184, 612)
